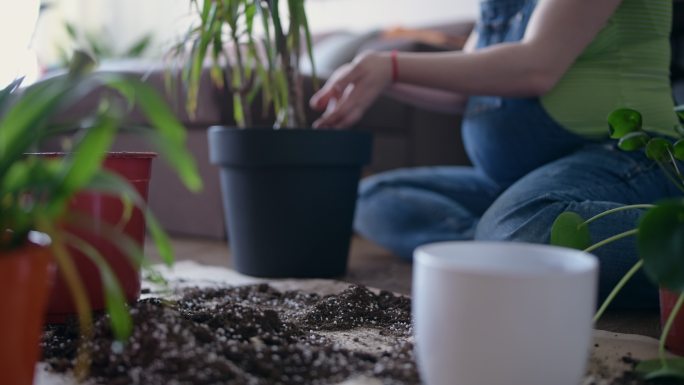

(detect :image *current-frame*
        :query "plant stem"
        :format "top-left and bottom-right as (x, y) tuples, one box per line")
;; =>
(659, 292), (684, 365)
(584, 229), (638, 253)
(582, 205), (655, 226)
(40, 221), (93, 380)
(229, 32), (252, 127)
(593, 259), (643, 323)
(668, 150), (683, 181)
(658, 162), (684, 194)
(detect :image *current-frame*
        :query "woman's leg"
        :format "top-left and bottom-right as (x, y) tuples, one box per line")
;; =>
(475, 143), (680, 309)
(354, 166), (501, 260)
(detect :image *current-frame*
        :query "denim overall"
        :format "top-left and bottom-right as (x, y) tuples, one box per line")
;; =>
(354, 0), (681, 308)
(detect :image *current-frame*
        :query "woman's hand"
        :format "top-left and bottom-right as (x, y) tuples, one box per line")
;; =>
(310, 51), (392, 129)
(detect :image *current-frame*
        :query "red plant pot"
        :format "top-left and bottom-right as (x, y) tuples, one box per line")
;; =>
(659, 289), (684, 355)
(45, 152), (155, 323)
(0, 241), (54, 385)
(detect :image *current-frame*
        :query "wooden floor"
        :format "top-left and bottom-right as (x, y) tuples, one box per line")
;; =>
(146, 235), (661, 338)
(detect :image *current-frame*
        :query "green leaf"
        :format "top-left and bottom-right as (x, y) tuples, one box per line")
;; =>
(103, 78), (203, 192)
(638, 200), (684, 291)
(608, 108), (642, 139)
(0, 79), (71, 176)
(550, 211), (591, 250)
(645, 137), (673, 162)
(675, 105), (684, 123)
(298, 0), (318, 88)
(636, 358), (684, 380)
(56, 108), (117, 200)
(146, 214), (174, 266)
(84, 170), (174, 266)
(617, 131), (650, 151)
(0, 77), (24, 112)
(68, 50), (97, 77)
(64, 22), (78, 40)
(65, 233), (133, 340)
(125, 34), (153, 57)
(673, 139), (684, 161)
(675, 124), (684, 137)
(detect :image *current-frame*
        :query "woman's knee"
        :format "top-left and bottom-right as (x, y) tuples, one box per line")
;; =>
(474, 193), (568, 243)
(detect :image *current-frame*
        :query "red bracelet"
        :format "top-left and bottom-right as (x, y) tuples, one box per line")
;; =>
(391, 49), (399, 83)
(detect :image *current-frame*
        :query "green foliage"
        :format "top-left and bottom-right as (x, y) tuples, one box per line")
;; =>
(674, 139), (684, 161)
(57, 21), (154, 67)
(636, 358), (684, 381)
(550, 212), (591, 250)
(552, 107), (684, 380)
(617, 131), (650, 151)
(173, 0), (317, 129)
(0, 51), (202, 376)
(638, 200), (684, 291)
(645, 137), (673, 162)
(608, 108), (642, 139)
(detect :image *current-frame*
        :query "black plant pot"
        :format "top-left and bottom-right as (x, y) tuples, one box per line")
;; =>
(208, 126), (373, 278)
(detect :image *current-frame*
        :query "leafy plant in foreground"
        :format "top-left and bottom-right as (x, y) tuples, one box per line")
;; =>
(0, 52), (202, 379)
(551, 107), (684, 380)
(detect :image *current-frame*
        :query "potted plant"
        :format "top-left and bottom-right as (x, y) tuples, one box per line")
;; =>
(0, 52), (202, 384)
(172, 0), (372, 278)
(551, 107), (684, 381)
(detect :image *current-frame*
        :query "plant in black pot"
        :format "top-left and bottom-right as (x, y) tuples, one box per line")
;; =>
(173, 0), (373, 278)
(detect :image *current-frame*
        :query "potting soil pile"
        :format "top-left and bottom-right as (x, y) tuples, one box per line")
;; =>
(37, 261), (676, 385)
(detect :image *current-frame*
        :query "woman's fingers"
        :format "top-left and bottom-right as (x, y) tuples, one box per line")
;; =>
(313, 83), (368, 128)
(310, 63), (355, 111)
(311, 52), (392, 129)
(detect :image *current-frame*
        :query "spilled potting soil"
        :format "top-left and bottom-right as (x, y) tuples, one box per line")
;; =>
(40, 281), (673, 385)
(41, 284), (417, 385)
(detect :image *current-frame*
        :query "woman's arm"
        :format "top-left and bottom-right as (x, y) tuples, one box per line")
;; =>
(384, 83), (468, 114)
(396, 0), (622, 96)
(311, 0), (622, 128)
(380, 28), (478, 115)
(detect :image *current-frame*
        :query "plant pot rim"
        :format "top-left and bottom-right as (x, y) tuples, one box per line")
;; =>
(27, 151), (158, 159)
(208, 126), (373, 167)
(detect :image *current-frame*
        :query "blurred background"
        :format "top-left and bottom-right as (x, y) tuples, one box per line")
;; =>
(2, 0), (479, 87)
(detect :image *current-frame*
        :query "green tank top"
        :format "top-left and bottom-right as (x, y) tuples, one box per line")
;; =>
(540, 0), (678, 138)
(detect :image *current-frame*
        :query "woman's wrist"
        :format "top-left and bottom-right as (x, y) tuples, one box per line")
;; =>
(391, 49), (399, 82)
(362, 51), (396, 89)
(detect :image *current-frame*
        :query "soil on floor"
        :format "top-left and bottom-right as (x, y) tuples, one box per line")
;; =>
(41, 283), (676, 385)
(42, 284), (415, 385)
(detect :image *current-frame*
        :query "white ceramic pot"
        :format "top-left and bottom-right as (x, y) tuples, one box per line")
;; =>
(413, 241), (598, 385)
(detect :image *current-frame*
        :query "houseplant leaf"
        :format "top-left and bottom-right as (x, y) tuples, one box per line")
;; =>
(103, 77), (203, 192)
(674, 139), (684, 161)
(645, 137), (673, 162)
(550, 211), (591, 250)
(55, 106), (118, 205)
(617, 131), (650, 151)
(608, 108), (642, 139)
(636, 358), (684, 380)
(65, 233), (132, 340)
(84, 170), (174, 266)
(638, 200), (684, 291)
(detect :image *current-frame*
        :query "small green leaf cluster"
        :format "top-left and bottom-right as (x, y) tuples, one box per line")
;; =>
(609, 108), (684, 185)
(552, 108), (684, 380)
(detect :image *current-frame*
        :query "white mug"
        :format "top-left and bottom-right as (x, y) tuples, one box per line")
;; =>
(413, 241), (598, 385)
